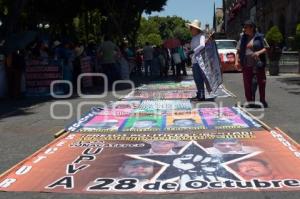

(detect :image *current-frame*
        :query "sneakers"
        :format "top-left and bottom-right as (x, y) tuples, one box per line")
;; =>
(261, 101), (268, 108)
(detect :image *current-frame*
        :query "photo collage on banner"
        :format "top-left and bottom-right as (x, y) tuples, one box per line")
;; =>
(1, 129), (300, 194)
(123, 81), (233, 100)
(66, 103), (261, 133)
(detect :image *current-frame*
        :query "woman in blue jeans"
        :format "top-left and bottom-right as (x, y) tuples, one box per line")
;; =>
(186, 19), (206, 101)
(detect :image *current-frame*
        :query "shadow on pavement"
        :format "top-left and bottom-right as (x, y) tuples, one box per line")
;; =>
(0, 96), (52, 119)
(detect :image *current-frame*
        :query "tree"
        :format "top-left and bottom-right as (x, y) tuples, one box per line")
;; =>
(137, 15), (191, 47)
(0, 0), (168, 47)
(265, 26), (283, 76)
(294, 24), (300, 73)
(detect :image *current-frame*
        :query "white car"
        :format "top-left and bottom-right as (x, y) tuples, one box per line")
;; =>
(215, 39), (241, 72)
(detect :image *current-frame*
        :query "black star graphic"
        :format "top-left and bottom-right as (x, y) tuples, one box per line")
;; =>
(128, 141), (259, 182)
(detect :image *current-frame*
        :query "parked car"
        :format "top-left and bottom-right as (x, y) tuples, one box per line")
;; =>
(216, 39), (241, 72)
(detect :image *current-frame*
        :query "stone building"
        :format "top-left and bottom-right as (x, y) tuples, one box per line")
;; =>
(215, 7), (224, 32)
(224, 0), (300, 43)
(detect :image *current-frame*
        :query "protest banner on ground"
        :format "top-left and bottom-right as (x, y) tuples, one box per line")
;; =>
(1, 129), (300, 194)
(65, 107), (260, 133)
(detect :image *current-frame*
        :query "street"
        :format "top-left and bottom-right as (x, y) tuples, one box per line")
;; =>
(0, 72), (300, 199)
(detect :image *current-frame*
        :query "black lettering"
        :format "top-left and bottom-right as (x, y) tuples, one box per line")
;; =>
(67, 164), (89, 174)
(83, 148), (103, 155)
(224, 180), (235, 188)
(253, 179), (271, 188)
(87, 178), (114, 191)
(271, 180), (282, 188)
(115, 179), (137, 190)
(73, 155), (95, 164)
(209, 181), (223, 188)
(143, 182), (160, 190)
(46, 176), (74, 189)
(185, 180), (208, 189)
(162, 182), (177, 190)
(236, 181), (253, 188)
(284, 180), (300, 187)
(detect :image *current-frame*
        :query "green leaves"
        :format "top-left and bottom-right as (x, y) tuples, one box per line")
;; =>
(294, 24), (300, 50)
(266, 26), (283, 46)
(137, 15), (191, 46)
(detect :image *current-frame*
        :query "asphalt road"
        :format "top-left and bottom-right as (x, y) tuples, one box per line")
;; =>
(0, 73), (300, 199)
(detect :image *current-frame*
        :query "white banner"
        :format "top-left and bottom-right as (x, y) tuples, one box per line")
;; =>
(196, 40), (223, 93)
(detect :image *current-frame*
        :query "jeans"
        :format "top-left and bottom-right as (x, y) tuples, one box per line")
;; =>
(243, 66), (266, 102)
(144, 60), (152, 76)
(102, 63), (119, 85)
(192, 63), (205, 98)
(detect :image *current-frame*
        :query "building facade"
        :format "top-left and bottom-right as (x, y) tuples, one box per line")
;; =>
(224, 0), (300, 43)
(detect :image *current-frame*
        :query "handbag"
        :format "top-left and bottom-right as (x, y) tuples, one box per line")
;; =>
(255, 58), (265, 68)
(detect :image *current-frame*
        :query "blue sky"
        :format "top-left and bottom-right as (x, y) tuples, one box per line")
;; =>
(145, 0), (223, 29)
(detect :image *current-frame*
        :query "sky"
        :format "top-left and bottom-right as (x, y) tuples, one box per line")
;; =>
(144, 0), (223, 29)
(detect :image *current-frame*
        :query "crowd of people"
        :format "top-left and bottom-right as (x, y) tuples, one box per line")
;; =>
(1, 18), (270, 109)
(1, 34), (193, 98)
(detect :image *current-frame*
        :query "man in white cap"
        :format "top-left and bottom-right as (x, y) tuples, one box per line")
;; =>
(186, 20), (206, 101)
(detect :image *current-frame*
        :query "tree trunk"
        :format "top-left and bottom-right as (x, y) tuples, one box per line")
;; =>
(130, 12), (142, 49)
(84, 11), (89, 44)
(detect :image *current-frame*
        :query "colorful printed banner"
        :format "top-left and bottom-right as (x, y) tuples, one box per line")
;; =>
(137, 81), (196, 91)
(66, 107), (260, 133)
(125, 84), (233, 100)
(1, 129), (300, 194)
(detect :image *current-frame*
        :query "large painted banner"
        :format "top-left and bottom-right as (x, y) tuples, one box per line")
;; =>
(138, 81), (196, 91)
(66, 106), (261, 133)
(1, 129), (300, 194)
(123, 87), (232, 100)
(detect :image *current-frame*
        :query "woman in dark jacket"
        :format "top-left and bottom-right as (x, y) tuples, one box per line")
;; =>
(235, 20), (269, 108)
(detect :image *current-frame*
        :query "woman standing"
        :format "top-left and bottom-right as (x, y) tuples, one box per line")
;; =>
(235, 20), (269, 108)
(186, 19), (206, 101)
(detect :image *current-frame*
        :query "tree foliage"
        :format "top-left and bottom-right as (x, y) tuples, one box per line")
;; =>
(0, 0), (168, 46)
(266, 26), (283, 46)
(294, 24), (300, 50)
(137, 15), (191, 46)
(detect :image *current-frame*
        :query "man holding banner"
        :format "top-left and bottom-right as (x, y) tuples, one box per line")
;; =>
(186, 19), (222, 101)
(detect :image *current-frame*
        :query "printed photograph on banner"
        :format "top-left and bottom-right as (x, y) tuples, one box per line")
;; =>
(138, 81), (196, 91)
(165, 110), (205, 131)
(121, 115), (164, 132)
(80, 114), (127, 133)
(163, 90), (196, 99)
(139, 100), (192, 113)
(1, 130), (300, 194)
(123, 90), (152, 100)
(199, 107), (252, 129)
(110, 100), (141, 109)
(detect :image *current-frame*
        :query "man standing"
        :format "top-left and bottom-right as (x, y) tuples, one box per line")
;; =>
(186, 20), (206, 101)
(143, 42), (154, 77)
(98, 36), (120, 85)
